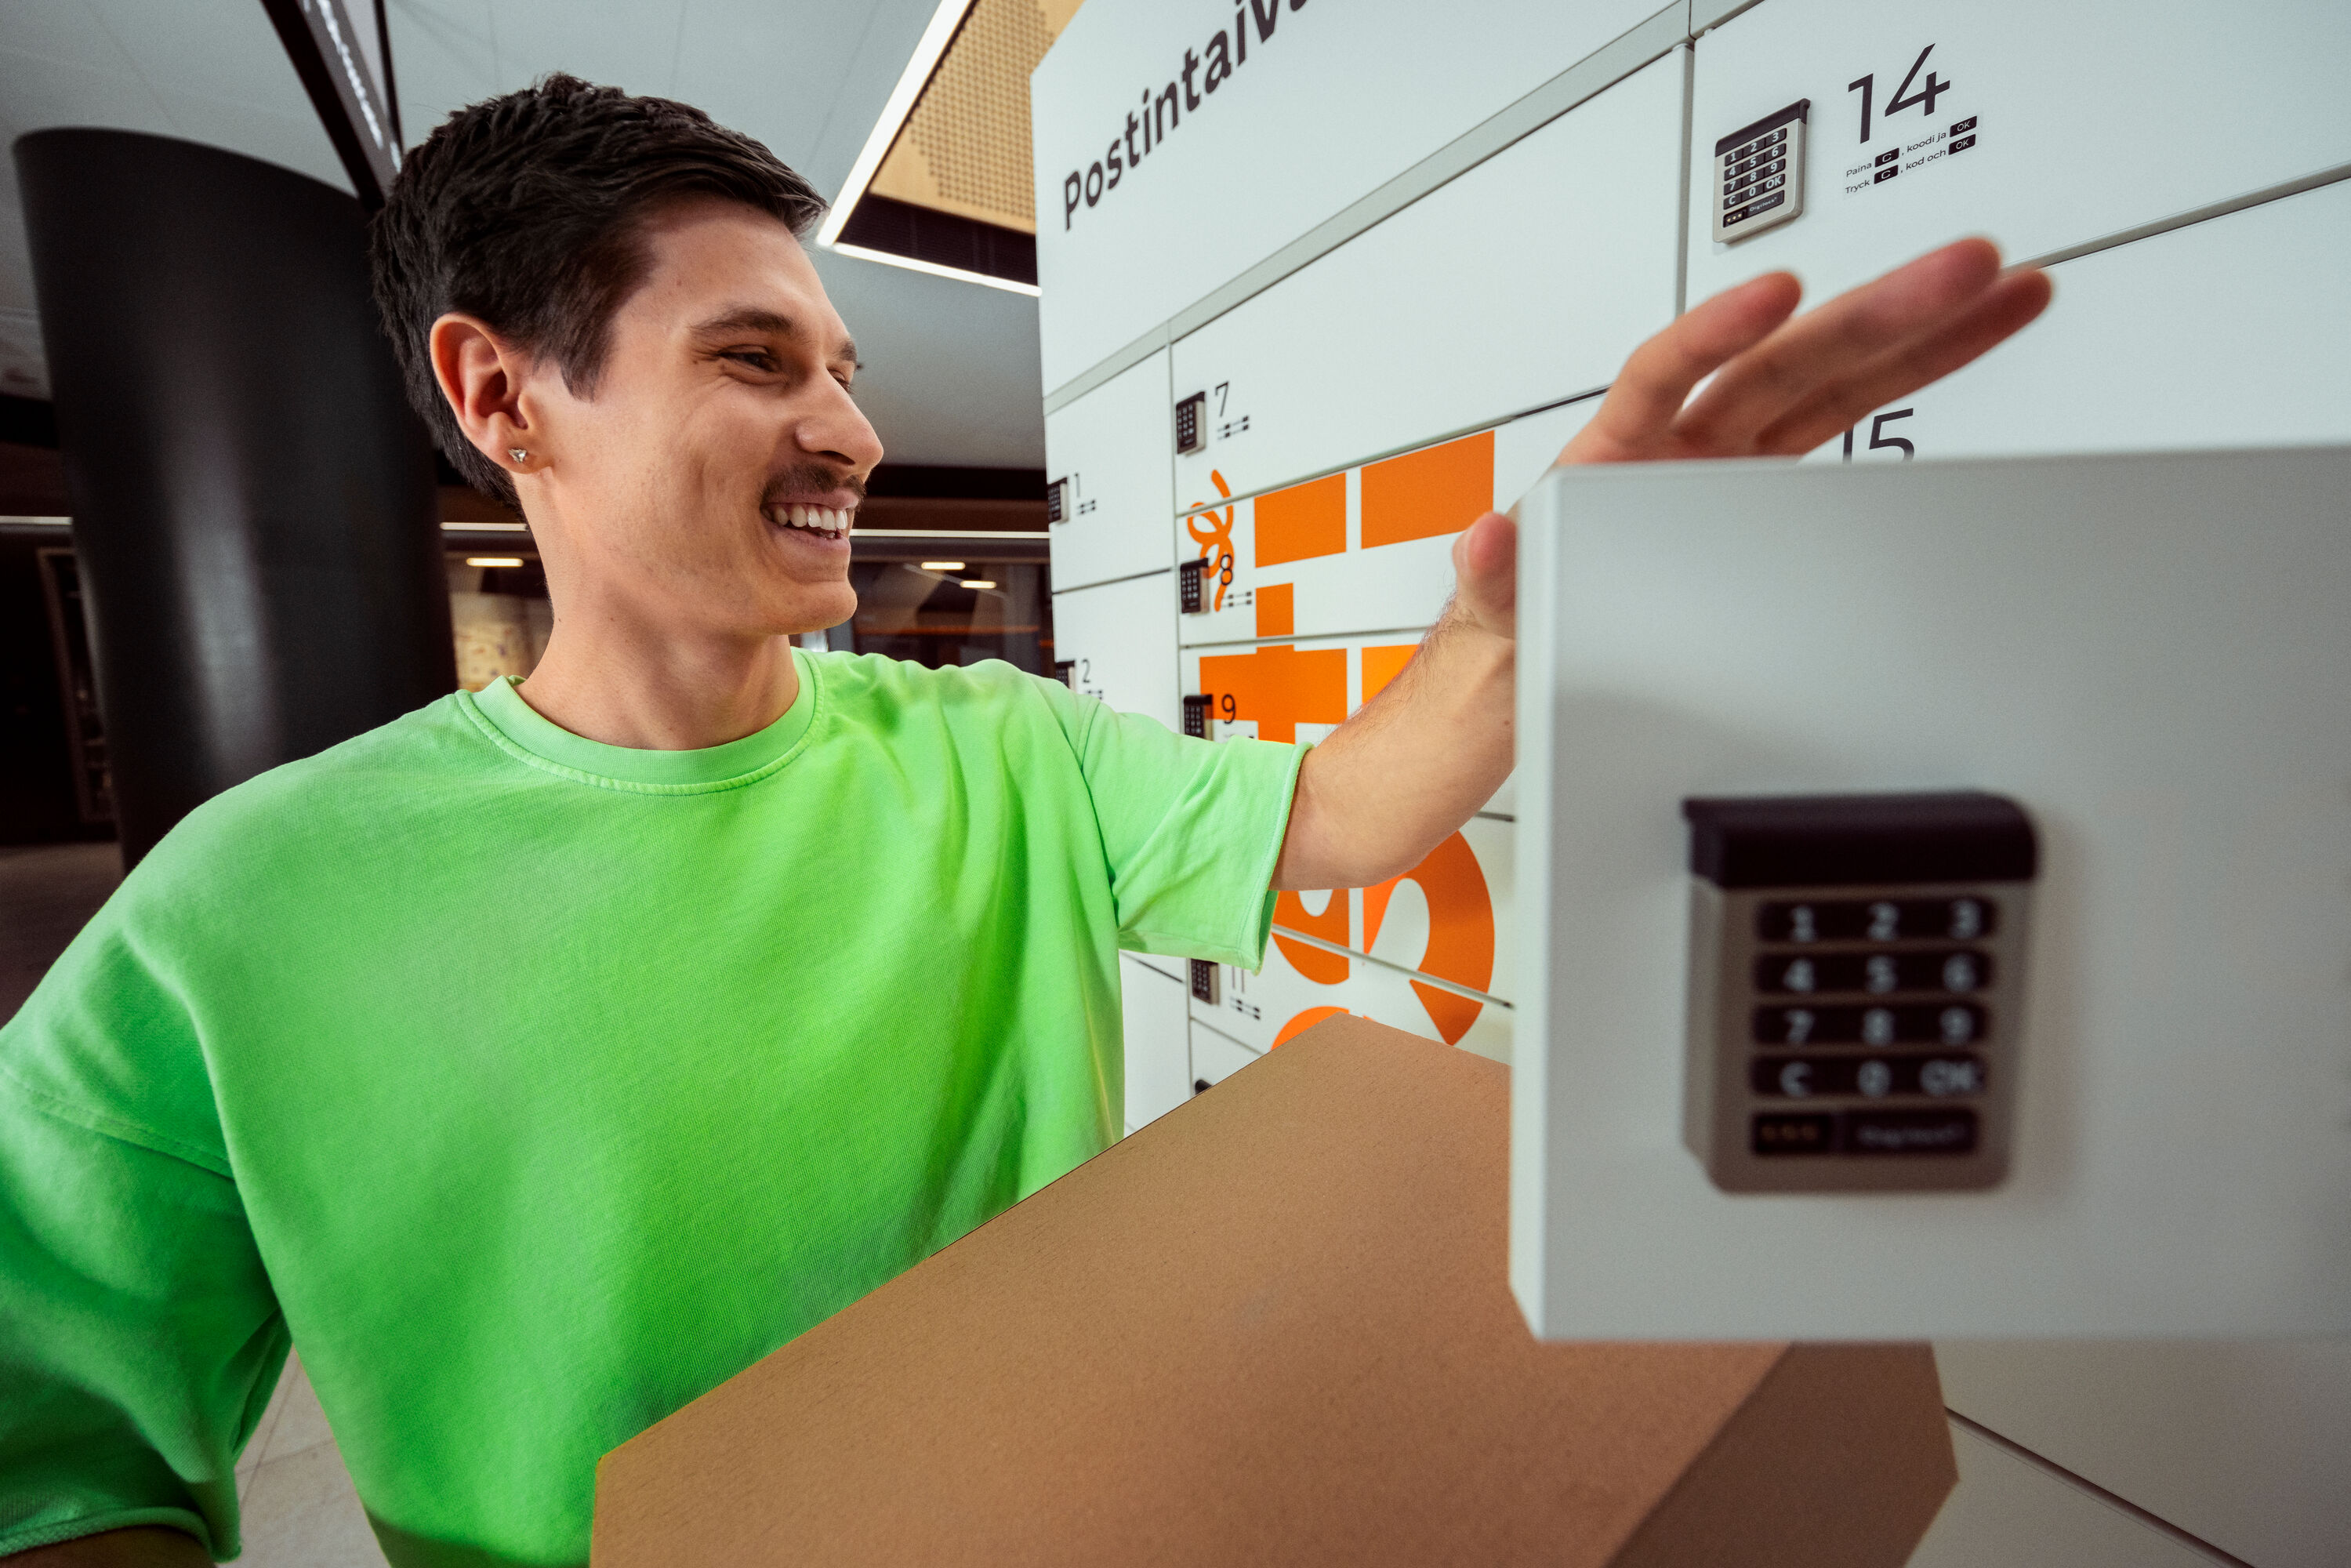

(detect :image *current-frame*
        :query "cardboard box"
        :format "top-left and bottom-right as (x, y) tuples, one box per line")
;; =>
(594, 1018), (1954, 1566)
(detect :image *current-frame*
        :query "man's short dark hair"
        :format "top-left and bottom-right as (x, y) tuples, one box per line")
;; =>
(369, 74), (825, 507)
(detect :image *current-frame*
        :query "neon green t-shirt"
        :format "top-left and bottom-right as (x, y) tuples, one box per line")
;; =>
(0, 650), (1303, 1566)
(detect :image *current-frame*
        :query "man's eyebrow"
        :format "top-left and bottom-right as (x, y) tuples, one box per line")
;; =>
(690, 307), (800, 339)
(691, 307), (858, 367)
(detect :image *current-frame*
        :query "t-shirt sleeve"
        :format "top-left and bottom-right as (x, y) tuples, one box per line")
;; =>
(1058, 686), (1308, 970)
(0, 921), (286, 1561)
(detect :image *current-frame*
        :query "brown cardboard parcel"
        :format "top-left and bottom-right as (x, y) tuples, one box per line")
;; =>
(593, 1016), (1955, 1566)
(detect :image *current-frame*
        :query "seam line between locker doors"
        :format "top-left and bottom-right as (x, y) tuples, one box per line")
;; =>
(1189, 1012), (1264, 1058)
(1053, 564), (1170, 597)
(1266, 924), (1514, 1011)
(1183, 624), (1433, 654)
(1943, 1413), (2256, 1568)
(2014, 158), (2351, 275)
(1041, 1), (1692, 415)
(1690, 0), (1767, 35)
(1172, 386), (1611, 522)
(1671, 39), (1694, 317)
(1121, 953), (1187, 985)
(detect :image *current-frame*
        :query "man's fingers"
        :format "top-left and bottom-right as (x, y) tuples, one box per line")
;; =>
(1752, 269), (2053, 457)
(1580, 272), (1801, 455)
(1673, 238), (2004, 451)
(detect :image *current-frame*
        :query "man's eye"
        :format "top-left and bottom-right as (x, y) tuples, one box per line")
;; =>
(724, 350), (775, 371)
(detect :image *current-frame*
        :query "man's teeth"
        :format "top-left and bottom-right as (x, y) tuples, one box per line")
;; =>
(771, 503), (854, 535)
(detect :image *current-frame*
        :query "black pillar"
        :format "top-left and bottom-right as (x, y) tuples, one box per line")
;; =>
(15, 129), (454, 867)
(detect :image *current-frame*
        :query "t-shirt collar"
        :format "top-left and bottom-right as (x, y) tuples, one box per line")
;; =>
(463, 649), (819, 790)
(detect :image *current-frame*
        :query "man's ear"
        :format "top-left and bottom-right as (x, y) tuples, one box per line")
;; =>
(429, 313), (544, 477)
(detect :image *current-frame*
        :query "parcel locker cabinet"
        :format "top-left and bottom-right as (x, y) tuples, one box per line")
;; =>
(1044, 350), (1176, 593)
(1186, 921), (1511, 1067)
(1685, 0), (2351, 305)
(1511, 446), (2351, 1340)
(1050, 571), (1179, 735)
(1808, 176), (2351, 466)
(1031, 0), (1666, 390)
(1168, 52), (1681, 506)
(1175, 402), (1598, 648)
(1120, 954), (1192, 1130)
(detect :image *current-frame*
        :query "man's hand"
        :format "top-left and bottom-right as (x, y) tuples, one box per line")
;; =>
(1442, 237), (2052, 646)
(1272, 239), (2050, 892)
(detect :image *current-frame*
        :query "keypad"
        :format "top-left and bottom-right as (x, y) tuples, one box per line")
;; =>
(1713, 101), (1808, 242)
(1683, 786), (2034, 1191)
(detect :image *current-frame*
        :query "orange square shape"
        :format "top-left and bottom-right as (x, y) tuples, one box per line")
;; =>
(1362, 430), (1494, 549)
(1255, 583), (1295, 639)
(1254, 474), (1347, 567)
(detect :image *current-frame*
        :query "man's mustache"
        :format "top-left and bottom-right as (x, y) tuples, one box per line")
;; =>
(763, 466), (867, 504)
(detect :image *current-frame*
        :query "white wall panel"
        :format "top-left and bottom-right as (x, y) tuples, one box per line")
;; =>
(1045, 350), (1175, 592)
(1032, 0), (1666, 390)
(1050, 571), (1179, 735)
(1934, 1340), (2351, 1568)
(1121, 954), (1194, 1129)
(1807, 179), (2351, 466)
(1686, 0), (2351, 307)
(1904, 1421), (2220, 1568)
(1167, 53), (1683, 504)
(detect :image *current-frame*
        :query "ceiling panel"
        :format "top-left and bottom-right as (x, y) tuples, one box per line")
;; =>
(0, 0), (348, 398)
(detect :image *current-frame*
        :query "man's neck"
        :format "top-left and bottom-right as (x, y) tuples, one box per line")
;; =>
(511, 615), (802, 751)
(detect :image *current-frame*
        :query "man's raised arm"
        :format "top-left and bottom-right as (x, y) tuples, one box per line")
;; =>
(1272, 238), (2052, 892)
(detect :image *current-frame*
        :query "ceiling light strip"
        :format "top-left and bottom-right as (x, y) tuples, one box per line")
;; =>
(817, 0), (981, 249)
(828, 242), (1040, 296)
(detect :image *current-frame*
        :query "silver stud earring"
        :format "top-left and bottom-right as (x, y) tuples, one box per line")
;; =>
(508, 448), (528, 463)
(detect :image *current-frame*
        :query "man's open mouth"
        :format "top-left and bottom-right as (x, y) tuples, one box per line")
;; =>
(765, 502), (854, 542)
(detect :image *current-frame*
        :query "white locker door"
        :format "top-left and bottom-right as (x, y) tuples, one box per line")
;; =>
(1120, 954), (1192, 1131)
(1032, 0), (1668, 392)
(1045, 350), (1175, 593)
(1512, 447), (2351, 1339)
(1049, 570), (1178, 735)
(1933, 1340), (2351, 1568)
(1186, 912), (1511, 1064)
(1188, 1018), (1262, 1093)
(1174, 400), (1598, 650)
(1687, 0), (2351, 306)
(1905, 1419), (2222, 1568)
(1169, 52), (1682, 505)
(1811, 178), (2351, 466)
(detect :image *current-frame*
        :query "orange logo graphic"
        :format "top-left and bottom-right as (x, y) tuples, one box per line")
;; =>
(1269, 830), (1495, 1047)
(1185, 469), (1236, 611)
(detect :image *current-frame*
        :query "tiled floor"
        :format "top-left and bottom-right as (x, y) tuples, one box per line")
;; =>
(235, 1356), (389, 1567)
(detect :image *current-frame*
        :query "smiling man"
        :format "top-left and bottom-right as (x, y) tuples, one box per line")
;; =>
(0, 75), (2048, 1568)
